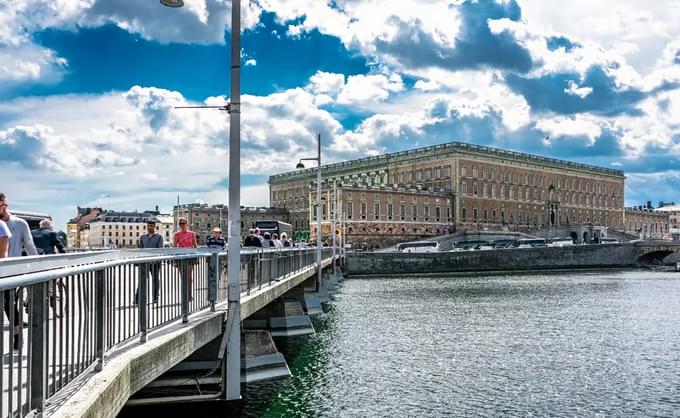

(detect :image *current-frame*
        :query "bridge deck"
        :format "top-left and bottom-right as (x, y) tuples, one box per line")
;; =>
(1, 248), (337, 418)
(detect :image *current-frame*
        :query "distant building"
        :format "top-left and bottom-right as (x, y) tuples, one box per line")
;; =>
(67, 207), (102, 248)
(81, 207), (174, 249)
(310, 184), (452, 249)
(173, 204), (289, 245)
(270, 141), (627, 247)
(624, 206), (669, 239)
(655, 203), (680, 241)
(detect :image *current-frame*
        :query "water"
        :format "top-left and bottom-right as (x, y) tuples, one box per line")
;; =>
(121, 270), (680, 417)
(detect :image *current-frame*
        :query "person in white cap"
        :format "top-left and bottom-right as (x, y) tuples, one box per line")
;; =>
(207, 227), (226, 249)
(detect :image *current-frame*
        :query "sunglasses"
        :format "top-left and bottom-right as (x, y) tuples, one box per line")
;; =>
(179, 222), (187, 225)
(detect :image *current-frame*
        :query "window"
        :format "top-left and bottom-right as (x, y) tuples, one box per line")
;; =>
(435, 206), (441, 220)
(461, 166), (467, 177)
(400, 204), (406, 218)
(374, 202), (380, 217)
(500, 185), (504, 199)
(473, 208), (478, 222)
(509, 187), (514, 200)
(483, 209), (488, 221)
(444, 165), (451, 177)
(483, 184), (488, 197)
(492, 184), (496, 198)
(360, 202), (367, 215)
(509, 173), (513, 183)
(399, 172), (404, 183)
(387, 203), (393, 217)
(347, 202), (353, 218)
(412, 205), (418, 218)
(462, 208), (467, 221)
(461, 182), (467, 194)
(435, 167), (441, 178)
(424, 206), (430, 218)
(473, 166), (478, 177)
(473, 183), (478, 196)
(416, 170), (422, 181)
(447, 206), (451, 219)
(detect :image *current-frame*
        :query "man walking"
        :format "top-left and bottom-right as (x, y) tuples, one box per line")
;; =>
(0, 192), (38, 257)
(0, 192), (37, 350)
(136, 219), (164, 304)
(207, 227), (226, 249)
(31, 219), (66, 255)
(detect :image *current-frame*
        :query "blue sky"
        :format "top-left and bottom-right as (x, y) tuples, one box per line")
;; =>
(1, 0), (679, 230)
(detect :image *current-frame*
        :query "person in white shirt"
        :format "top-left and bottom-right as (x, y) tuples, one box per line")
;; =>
(0, 192), (38, 257)
(0, 218), (10, 258)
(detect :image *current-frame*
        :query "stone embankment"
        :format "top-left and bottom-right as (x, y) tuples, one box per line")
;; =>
(344, 243), (679, 277)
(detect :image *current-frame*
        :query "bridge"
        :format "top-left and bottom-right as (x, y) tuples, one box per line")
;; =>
(1, 247), (342, 418)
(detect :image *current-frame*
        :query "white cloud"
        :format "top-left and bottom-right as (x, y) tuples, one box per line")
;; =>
(336, 73), (404, 106)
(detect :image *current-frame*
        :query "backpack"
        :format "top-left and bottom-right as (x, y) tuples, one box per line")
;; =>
(283, 240), (291, 247)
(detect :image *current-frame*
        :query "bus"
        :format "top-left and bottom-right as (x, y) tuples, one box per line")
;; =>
(518, 238), (547, 248)
(396, 241), (439, 253)
(254, 220), (293, 238)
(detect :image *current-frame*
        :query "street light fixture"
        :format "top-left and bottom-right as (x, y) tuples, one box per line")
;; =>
(161, 0), (241, 402)
(296, 133), (322, 291)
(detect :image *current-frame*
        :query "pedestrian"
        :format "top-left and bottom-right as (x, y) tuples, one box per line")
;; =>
(136, 219), (164, 304)
(0, 192), (38, 257)
(244, 228), (262, 247)
(173, 218), (198, 301)
(0, 192), (35, 349)
(262, 232), (274, 248)
(281, 232), (292, 248)
(254, 227), (265, 245)
(31, 219), (66, 255)
(207, 227), (226, 249)
(272, 233), (282, 248)
(0, 218), (9, 258)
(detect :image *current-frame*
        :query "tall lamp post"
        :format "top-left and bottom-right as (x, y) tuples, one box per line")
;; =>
(160, 0), (241, 401)
(296, 134), (322, 290)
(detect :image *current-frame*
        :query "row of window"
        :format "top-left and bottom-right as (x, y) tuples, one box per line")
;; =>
(460, 182), (620, 208)
(460, 165), (621, 196)
(100, 224), (171, 230)
(460, 208), (618, 226)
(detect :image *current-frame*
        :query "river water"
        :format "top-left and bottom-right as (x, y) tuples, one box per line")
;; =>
(122, 270), (680, 417)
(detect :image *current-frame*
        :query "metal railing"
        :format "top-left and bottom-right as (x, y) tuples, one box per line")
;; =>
(0, 247), (333, 418)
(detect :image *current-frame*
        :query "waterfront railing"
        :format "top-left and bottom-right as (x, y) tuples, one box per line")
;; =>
(0, 247), (333, 418)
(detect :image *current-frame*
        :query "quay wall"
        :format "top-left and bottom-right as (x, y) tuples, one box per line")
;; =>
(344, 245), (640, 276)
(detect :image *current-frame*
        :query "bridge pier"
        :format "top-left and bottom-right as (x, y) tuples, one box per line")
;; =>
(243, 300), (315, 337)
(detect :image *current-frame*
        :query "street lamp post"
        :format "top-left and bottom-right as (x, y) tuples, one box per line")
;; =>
(296, 134), (322, 290)
(160, 0), (241, 401)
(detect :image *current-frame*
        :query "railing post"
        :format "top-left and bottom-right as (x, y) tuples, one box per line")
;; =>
(95, 270), (106, 371)
(30, 282), (48, 414)
(181, 260), (189, 324)
(209, 253), (218, 312)
(139, 264), (148, 343)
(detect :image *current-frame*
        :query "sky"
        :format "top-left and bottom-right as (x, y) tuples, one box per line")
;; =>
(1, 0), (680, 230)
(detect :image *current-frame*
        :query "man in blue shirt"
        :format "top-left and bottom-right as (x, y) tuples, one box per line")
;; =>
(136, 219), (164, 304)
(207, 227), (226, 249)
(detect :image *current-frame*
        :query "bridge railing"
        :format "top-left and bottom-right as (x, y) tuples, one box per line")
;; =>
(0, 247), (334, 418)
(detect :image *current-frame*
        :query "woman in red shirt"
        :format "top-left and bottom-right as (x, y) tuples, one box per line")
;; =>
(173, 218), (198, 300)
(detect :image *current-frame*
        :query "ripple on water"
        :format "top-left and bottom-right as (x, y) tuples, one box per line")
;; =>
(119, 271), (680, 417)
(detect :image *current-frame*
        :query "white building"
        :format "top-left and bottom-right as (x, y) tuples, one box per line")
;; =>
(655, 204), (680, 241)
(82, 209), (174, 249)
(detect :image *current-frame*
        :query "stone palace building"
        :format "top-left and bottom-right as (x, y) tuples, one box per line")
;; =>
(269, 141), (629, 247)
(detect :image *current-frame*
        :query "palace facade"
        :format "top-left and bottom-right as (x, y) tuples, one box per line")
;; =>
(269, 141), (627, 245)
